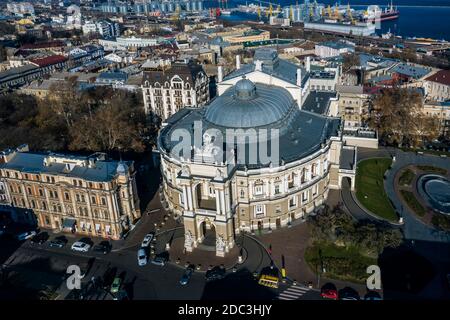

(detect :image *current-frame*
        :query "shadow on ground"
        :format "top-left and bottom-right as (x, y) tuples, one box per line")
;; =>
(201, 268), (277, 300)
(379, 244), (436, 299)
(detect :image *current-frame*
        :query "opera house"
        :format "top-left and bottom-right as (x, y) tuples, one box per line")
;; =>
(157, 49), (356, 256)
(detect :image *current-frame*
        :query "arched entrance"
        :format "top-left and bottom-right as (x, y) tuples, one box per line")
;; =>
(340, 175), (355, 191)
(200, 220), (216, 247)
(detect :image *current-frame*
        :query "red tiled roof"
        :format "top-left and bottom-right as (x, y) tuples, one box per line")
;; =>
(30, 55), (68, 67)
(425, 69), (450, 86)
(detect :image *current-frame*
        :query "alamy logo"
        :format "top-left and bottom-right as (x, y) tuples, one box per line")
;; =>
(366, 265), (381, 290)
(66, 265), (82, 290)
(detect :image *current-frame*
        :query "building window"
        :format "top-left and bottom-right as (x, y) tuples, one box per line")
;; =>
(91, 196), (96, 205)
(27, 187), (32, 195)
(255, 204), (265, 217)
(179, 193), (184, 205)
(254, 185), (263, 196)
(274, 184), (280, 195)
(64, 192), (70, 201)
(302, 191), (308, 203)
(101, 197), (107, 206)
(313, 184), (318, 196)
(289, 196), (297, 208)
(39, 189), (44, 197)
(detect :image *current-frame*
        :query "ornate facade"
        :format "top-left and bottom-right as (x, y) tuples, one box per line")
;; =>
(158, 73), (356, 256)
(141, 59), (210, 121)
(0, 145), (140, 240)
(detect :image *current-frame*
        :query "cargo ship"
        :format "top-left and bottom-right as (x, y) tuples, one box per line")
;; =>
(380, 1), (399, 21)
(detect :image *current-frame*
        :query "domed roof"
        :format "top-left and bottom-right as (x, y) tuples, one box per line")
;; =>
(234, 78), (256, 99)
(204, 79), (296, 128)
(116, 162), (128, 175)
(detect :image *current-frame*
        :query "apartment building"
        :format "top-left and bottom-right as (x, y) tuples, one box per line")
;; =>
(0, 145), (140, 240)
(141, 59), (210, 121)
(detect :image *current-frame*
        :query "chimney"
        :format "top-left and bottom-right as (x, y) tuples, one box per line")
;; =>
(296, 68), (302, 86)
(236, 55), (241, 70)
(306, 56), (311, 73)
(88, 158), (96, 168)
(217, 65), (223, 83)
(254, 60), (263, 71)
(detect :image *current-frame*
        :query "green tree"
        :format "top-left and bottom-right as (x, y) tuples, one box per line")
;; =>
(369, 87), (424, 147)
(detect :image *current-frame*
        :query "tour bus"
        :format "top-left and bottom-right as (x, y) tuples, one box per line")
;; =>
(258, 274), (279, 289)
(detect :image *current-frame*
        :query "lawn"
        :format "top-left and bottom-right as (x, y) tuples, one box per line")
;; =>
(398, 168), (415, 186)
(305, 242), (377, 283)
(355, 158), (397, 221)
(416, 165), (447, 175)
(400, 190), (426, 217)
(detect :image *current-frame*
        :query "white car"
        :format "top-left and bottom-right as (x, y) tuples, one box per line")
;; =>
(71, 241), (91, 252)
(16, 230), (37, 241)
(141, 233), (154, 248)
(137, 248), (148, 266)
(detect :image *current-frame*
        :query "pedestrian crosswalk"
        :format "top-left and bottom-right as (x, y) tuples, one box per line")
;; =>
(277, 284), (311, 300)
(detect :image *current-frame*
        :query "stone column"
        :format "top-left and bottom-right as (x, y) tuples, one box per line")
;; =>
(215, 189), (221, 215)
(220, 189), (226, 215)
(186, 184), (193, 211)
(182, 185), (188, 210)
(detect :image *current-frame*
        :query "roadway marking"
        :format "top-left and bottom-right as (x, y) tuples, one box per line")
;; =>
(277, 284), (311, 300)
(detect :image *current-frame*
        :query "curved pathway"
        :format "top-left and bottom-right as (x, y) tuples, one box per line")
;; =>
(384, 150), (450, 242)
(341, 178), (382, 222)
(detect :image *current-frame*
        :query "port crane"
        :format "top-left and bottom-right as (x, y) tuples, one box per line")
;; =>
(346, 3), (356, 24)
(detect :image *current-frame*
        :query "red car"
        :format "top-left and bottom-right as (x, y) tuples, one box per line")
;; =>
(321, 288), (338, 300)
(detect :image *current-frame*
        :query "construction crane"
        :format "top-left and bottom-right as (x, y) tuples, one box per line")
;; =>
(266, 3), (273, 18)
(326, 5), (332, 18)
(171, 5), (181, 21)
(333, 3), (341, 20)
(347, 3), (356, 24)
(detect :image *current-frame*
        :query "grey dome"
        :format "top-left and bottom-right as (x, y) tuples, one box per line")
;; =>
(204, 81), (296, 128)
(116, 162), (128, 175)
(234, 78), (256, 99)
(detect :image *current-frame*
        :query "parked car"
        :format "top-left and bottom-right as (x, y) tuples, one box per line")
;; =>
(49, 236), (67, 248)
(71, 241), (91, 252)
(16, 230), (36, 241)
(141, 233), (154, 248)
(137, 248), (148, 266)
(102, 267), (117, 290)
(151, 256), (167, 267)
(113, 289), (129, 301)
(321, 288), (338, 300)
(180, 267), (194, 286)
(205, 266), (226, 282)
(110, 277), (122, 294)
(321, 283), (338, 300)
(338, 287), (360, 300)
(364, 291), (383, 300)
(30, 232), (49, 245)
(93, 241), (112, 254)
